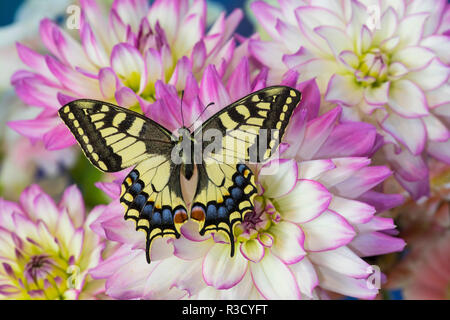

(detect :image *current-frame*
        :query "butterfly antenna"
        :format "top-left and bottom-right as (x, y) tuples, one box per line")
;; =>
(180, 90), (185, 127)
(187, 102), (215, 130)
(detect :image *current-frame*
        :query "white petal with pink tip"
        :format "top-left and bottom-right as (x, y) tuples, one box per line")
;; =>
(202, 244), (248, 290)
(250, 253), (301, 299)
(274, 180), (331, 224)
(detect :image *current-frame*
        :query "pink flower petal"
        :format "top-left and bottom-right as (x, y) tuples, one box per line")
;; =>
(329, 196), (375, 225)
(104, 251), (153, 299)
(16, 43), (57, 82)
(45, 55), (100, 97)
(392, 46), (435, 70)
(240, 239), (265, 263)
(274, 179), (332, 224)
(202, 243), (248, 290)
(226, 57), (251, 101)
(302, 210), (356, 252)
(13, 75), (61, 110)
(260, 159), (298, 198)
(173, 7), (205, 56)
(309, 246), (370, 279)
(98, 67), (120, 100)
(199, 65), (231, 114)
(325, 74), (363, 106)
(80, 22), (109, 68)
(269, 221), (306, 264)
(298, 159), (335, 180)
(381, 112), (427, 155)
(172, 236), (212, 261)
(406, 58), (450, 91)
(318, 157), (371, 188)
(350, 232), (406, 257)
(289, 257), (318, 298)
(111, 43), (147, 94)
(59, 185), (85, 228)
(388, 79), (429, 118)
(428, 139), (450, 163)
(7, 117), (57, 141)
(95, 182), (121, 199)
(34, 193), (59, 231)
(296, 107), (342, 160)
(250, 1), (283, 39)
(314, 121), (377, 158)
(333, 166), (392, 198)
(43, 123), (77, 150)
(316, 266), (378, 299)
(250, 253), (301, 299)
(357, 191), (404, 213)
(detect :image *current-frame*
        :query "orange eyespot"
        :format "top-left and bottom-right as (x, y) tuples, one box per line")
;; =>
(191, 206), (205, 222)
(174, 210), (188, 224)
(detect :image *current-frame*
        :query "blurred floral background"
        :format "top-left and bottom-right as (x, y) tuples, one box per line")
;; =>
(0, 0), (448, 300)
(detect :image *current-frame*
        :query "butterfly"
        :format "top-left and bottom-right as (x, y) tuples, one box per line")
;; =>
(59, 86), (301, 263)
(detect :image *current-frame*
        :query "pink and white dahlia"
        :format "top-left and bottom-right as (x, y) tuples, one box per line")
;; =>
(250, 0), (450, 199)
(0, 184), (105, 299)
(89, 79), (405, 300)
(9, 0), (244, 150)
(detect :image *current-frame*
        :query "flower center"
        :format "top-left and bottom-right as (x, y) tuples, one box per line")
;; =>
(241, 210), (264, 231)
(356, 49), (389, 86)
(235, 197), (277, 242)
(24, 255), (54, 282)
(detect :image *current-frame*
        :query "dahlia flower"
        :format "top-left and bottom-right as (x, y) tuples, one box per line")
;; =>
(89, 78), (405, 300)
(249, 0), (450, 199)
(0, 184), (104, 299)
(9, 0), (244, 150)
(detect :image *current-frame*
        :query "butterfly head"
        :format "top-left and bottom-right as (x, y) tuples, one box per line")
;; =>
(176, 127), (193, 146)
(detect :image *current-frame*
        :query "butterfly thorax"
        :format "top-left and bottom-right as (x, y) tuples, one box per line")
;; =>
(176, 127), (196, 180)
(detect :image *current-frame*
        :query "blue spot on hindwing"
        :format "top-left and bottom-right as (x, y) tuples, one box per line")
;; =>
(129, 182), (143, 195)
(234, 175), (245, 187)
(141, 204), (153, 219)
(151, 211), (161, 225)
(162, 208), (172, 225)
(207, 204), (217, 220)
(133, 194), (147, 209)
(231, 187), (243, 200)
(218, 206), (228, 218)
(129, 170), (139, 182)
(237, 164), (246, 174)
(225, 198), (235, 211)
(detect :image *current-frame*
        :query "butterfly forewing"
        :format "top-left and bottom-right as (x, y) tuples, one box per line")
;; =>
(59, 100), (174, 171)
(194, 86), (302, 163)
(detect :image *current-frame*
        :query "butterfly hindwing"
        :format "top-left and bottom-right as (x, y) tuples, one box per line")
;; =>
(59, 99), (173, 172)
(195, 86), (301, 163)
(120, 160), (188, 263)
(190, 163), (257, 256)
